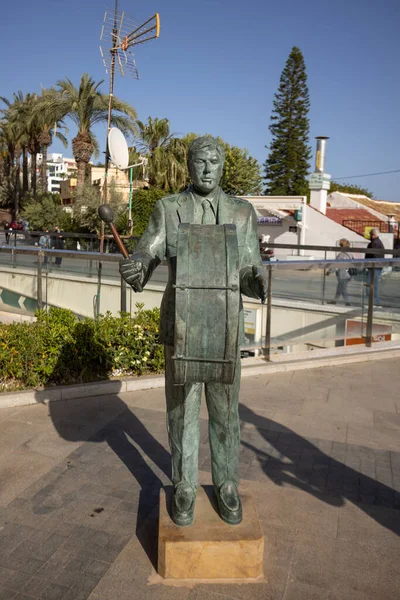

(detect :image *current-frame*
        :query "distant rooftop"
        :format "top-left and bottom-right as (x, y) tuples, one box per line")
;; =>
(333, 193), (400, 220)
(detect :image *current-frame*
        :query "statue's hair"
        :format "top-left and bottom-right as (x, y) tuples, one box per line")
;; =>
(188, 135), (225, 166)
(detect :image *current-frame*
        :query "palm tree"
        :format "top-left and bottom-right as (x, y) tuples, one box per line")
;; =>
(0, 118), (21, 215)
(8, 93), (42, 196)
(54, 73), (137, 188)
(136, 117), (172, 155)
(33, 89), (68, 193)
(5, 91), (31, 195)
(136, 117), (187, 191)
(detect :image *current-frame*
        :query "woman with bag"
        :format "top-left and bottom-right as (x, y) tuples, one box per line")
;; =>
(327, 238), (353, 306)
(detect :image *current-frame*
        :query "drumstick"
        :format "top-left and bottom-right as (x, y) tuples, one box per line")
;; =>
(98, 205), (129, 259)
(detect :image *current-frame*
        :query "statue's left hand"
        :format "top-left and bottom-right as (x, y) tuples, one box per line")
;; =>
(252, 265), (268, 304)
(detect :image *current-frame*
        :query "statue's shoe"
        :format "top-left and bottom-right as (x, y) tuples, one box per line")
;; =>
(215, 481), (243, 525)
(171, 483), (196, 527)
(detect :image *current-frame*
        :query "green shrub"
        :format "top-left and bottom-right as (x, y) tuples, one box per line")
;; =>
(0, 304), (164, 391)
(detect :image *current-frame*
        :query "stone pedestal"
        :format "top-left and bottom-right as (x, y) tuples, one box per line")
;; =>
(158, 486), (264, 580)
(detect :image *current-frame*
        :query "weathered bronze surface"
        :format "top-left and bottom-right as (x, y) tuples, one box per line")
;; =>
(173, 223), (240, 385)
(119, 136), (266, 526)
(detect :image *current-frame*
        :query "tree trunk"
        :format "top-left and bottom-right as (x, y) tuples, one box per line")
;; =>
(14, 163), (20, 219)
(76, 161), (86, 188)
(22, 147), (29, 194)
(38, 131), (51, 194)
(41, 144), (49, 193)
(72, 133), (94, 193)
(31, 152), (37, 196)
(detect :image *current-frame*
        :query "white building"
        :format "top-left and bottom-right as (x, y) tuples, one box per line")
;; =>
(34, 153), (77, 193)
(46, 154), (77, 193)
(241, 195), (368, 259)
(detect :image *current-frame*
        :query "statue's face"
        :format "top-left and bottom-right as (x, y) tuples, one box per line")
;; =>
(189, 148), (224, 195)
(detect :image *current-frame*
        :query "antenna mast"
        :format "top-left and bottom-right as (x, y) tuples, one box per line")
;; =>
(99, 2), (160, 251)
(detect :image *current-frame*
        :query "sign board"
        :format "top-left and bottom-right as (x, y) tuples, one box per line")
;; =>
(243, 308), (258, 345)
(309, 172), (331, 191)
(345, 319), (392, 346)
(257, 216), (282, 225)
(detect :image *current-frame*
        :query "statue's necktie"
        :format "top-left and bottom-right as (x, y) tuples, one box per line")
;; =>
(202, 199), (215, 224)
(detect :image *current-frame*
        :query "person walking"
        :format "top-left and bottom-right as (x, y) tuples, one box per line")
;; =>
(328, 238), (353, 306)
(3, 222), (10, 245)
(39, 229), (50, 265)
(365, 228), (385, 306)
(52, 227), (64, 267)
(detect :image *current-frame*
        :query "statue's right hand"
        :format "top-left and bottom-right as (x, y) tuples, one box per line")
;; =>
(119, 258), (144, 292)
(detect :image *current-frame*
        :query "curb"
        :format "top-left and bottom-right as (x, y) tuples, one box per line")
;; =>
(1, 344), (400, 410)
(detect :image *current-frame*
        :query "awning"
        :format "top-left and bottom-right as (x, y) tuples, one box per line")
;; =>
(255, 208), (285, 225)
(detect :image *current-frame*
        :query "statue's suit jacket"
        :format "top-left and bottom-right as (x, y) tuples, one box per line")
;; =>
(132, 186), (262, 346)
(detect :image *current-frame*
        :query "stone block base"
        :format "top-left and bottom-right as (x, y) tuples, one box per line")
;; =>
(158, 485), (264, 580)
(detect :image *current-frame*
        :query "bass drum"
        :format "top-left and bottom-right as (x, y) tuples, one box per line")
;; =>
(173, 223), (240, 385)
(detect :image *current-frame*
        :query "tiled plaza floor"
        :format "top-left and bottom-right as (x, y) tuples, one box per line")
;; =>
(0, 358), (399, 599)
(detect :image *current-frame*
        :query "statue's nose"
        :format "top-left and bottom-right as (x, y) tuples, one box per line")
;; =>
(204, 161), (211, 173)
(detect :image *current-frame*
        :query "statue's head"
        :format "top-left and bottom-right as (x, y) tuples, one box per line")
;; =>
(188, 136), (225, 195)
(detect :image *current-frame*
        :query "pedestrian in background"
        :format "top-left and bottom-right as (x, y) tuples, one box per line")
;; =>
(53, 227), (64, 267)
(327, 238), (353, 306)
(365, 228), (385, 307)
(3, 222), (10, 245)
(39, 229), (50, 265)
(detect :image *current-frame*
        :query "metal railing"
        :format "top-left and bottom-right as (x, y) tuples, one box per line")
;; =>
(262, 257), (400, 359)
(1, 243), (400, 360)
(2, 230), (140, 252)
(342, 220), (400, 238)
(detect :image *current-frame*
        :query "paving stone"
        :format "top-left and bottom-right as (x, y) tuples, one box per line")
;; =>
(41, 584), (69, 600)
(337, 501), (400, 548)
(35, 559), (66, 582)
(21, 577), (50, 598)
(284, 581), (329, 600)
(55, 574), (102, 600)
(1, 570), (32, 592)
(85, 559), (110, 577)
(0, 551), (45, 577)
(0, 593), (17, 600)
(65, 555), (93, 573)
(0, 567), (14, 585)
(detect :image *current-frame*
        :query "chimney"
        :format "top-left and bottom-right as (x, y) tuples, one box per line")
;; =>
(315, 136), (329, 173)
(309, 136), (331, 215)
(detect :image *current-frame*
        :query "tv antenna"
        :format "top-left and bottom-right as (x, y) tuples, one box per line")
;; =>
(99, 1), (160, 250)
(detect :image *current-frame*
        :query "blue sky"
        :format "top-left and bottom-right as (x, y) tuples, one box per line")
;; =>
(1, 0), (399, 200)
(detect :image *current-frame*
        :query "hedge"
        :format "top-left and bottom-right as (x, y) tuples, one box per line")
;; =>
(0, 305), (164, 392)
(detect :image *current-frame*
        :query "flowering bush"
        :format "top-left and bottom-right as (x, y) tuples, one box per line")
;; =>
(0, 304), (164, 391)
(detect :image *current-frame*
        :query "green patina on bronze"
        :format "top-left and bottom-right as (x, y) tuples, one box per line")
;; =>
(119, 136), (267, 526)
(173, 223), (240, 385)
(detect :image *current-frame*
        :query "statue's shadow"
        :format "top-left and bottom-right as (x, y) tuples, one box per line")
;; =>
(44, 394), (171, 569)
(36, 393), (399, 572)
(239, 404), (400, 537)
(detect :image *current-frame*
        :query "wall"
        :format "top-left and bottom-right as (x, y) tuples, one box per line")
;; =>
(0, 266), (164, 319)
(302, 205), (367, 258)
(257, 218), (299, 258)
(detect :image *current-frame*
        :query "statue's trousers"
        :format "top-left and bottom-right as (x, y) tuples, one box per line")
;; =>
(164, 345), (241, 492)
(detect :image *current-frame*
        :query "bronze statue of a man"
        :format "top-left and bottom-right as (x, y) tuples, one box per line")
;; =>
(120, 136), (266, 526)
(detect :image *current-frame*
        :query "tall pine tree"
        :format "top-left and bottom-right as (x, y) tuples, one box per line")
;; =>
(264, 47), (311, 196)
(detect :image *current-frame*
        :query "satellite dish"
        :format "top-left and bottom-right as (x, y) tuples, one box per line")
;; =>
(108, 127), (129, 170)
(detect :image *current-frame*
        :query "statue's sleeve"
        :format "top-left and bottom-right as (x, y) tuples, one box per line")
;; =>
(239, 204), (262, 299)
(131, 199), (167, 284)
